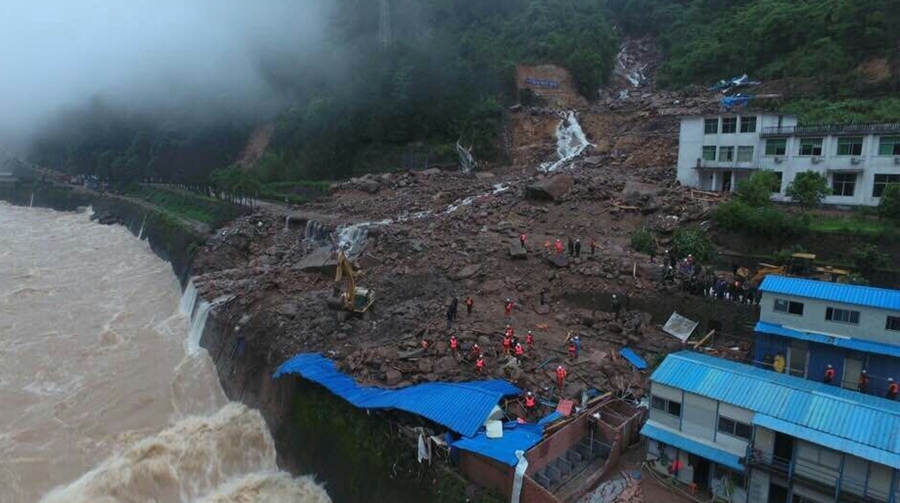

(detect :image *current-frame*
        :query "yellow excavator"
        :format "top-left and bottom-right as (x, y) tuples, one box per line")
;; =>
(738, 253), (850, 286)
(327, 250), (375, 316)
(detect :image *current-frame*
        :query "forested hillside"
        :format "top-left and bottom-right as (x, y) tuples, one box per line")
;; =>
(28, 0), (897, 184)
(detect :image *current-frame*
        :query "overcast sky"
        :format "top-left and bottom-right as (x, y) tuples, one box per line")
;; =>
(0, 0), (332, 151)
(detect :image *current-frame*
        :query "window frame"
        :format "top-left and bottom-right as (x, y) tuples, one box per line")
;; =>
(651, 395), (682, 418)
(702, 146), (717, 161)
(873, 174), (900, 197)
(704, 118), (719, 135)
(878, 136), (900, 156)
(799, 138), (824, 157)
(774, 298), (804, 316)
(825, 306), (860, 325)
(765, 139), (787, 156)
(886, 316), (900, 332)
(737, 146), (754, 163)
(740, 116), (757, 133)
(832, 173), (857, 197)
(718, 146), (735, 162)
(717, 416), (753, 441)
(836, 137), (864, 156)
(721, 117), (737, 134)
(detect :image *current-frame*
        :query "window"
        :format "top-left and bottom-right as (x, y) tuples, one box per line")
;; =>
(740, 116), (757, 133)
(765, 139), (787, 156)
(788, 342), (809, 378)
(737, 146), (754, 162)
(772, 172), (783, 193)
(722, 117), (737, 134)
(651, 395), (682, 417)
(837, 137), (864, 156)
(878, 136), (900, 156)
(799, 138), (823, 156)
(718, 146), (734, 162)
(825, 307), (860, 324)
(832, 173), (856, 197)
(718, 416), (752, 440)
(704, 118), (719, 135)
(886, 316), (900, 331)
(873, 174), (900, 197)
(774, 298), (804, 315)
(702, 146), (717, 161)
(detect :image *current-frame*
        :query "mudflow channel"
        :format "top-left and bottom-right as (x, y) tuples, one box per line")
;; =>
(0, 203), (329, 503)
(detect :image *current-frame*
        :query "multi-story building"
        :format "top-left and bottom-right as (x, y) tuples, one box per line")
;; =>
(642, 351), (900, 503)
(677, 114), (900, 206)
(754, 276), (900, 398)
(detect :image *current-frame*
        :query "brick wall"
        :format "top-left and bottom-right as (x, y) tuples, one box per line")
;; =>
(459, 451), (514, 498)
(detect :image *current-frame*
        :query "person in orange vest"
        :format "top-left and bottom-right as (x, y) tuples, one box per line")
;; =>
(514, 342), (524, 359)
(524, 391), (537, 418)
(506, 325), (515, 338)
(520, 233), (527, 249)
(471, 343), (481, 359)
(449, 334), (459, 353)
(503, 332), (513, 356)
(505, 299), (514, 320)
(859, 370), (869, 394)
(465, 296), (474, 315)
(476, 354), (485, 374)
(568, 340), (577, 361)
(824, 364), (836, 384)
(526, 330), (534, 352)
(888, 378), (899, 400)
(556, 365), (567, 391)
(555, 239), (563, 255)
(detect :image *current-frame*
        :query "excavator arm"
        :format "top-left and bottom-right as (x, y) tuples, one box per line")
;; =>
(335, 250), (356, 311)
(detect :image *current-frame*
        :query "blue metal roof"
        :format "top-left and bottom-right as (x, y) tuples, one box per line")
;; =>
(641, 422), (744, 471)
(760, 276), (900, 311)
(756, 321), (900, 358)
(620, 348), (648, 370)
(274, 353), (521, 437)
(651, 352), (900, 468)
(452, 422), (545, 466)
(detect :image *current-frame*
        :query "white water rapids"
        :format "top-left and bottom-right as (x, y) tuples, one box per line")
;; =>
(0, 203), (329, 503)
(539, 111), (592, 173)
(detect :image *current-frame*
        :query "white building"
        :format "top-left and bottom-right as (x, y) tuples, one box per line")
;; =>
(677, 113), (900, 206)
(642, 351), (900, 503)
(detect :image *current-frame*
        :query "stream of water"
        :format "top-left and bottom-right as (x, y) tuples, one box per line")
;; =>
(0, 203), (329, 503)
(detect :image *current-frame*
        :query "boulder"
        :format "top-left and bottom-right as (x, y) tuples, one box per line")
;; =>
(546, 254), (568, 268)
(509, 240), (528, 260)
(526, 175), (574, 201)
(457, 264), (482, 279)
(434, 356), (459, 374)
(359, 179), (380, 194)
(535, 304), (551, 315)
(385, 369), (403, 386)
(418, 358), (434, 373)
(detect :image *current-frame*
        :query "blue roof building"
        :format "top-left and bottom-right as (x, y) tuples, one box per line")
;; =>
(642, 351), (900, 503)
(754, 276), (900, 398)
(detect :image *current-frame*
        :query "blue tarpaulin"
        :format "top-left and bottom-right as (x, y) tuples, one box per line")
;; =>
(452, 422), (545, 466)
(274, 353), (522, 438)
(722, 94), (753, 109)
(619, 348), (647, 370)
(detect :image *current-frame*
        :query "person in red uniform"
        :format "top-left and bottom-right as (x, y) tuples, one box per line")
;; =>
(824, 364), (836, 384)
(556, 365), (567, 391)
(503, 332), (513, 355)
(514, 343), (524, 359)
(520, 233), (527, 249)
(476, 354), (485, 374)
(465, 296), (474, 315)
(590, 238), (597, 256)
(449, 335), (459, 353)
(506, 325), (514, 338)
(526, 331), (534, 352)
(470, 343), (481, 359)
(568, 340), (577, 361)
(889, 378), (899, 400)
(524, 391), (537, 418)
(505, 299), (514, 318)
(555, 239), (563, 255)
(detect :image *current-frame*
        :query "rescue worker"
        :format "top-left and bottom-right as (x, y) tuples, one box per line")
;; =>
(506, 324), (515, 338)
(503, 332), (513, 356)
(889, 378), (899, 401)
(590, 238), (597, 256)
(476, 354), (486, 374)
(514, 342), (524, 359)
(446, 301), (457, 330)
(555, 239), (563, 255)
(574, 239), (581, 258)
(526, 330), (534, 352)
(465, 296), (474, 315)
(573, 335), (581, 357)
(449, 334), (459, 353)
(556, 365), (567, 391)
(824, 364), (836, 384)
(568, 339), (577, 361)
(611, 294), (622, 321)
(471, 343), (481, 359)
(520, 233), (527, 249)
(859, 369), (869, 394)
(505, 298), (514, 319)
(524, 391), (537, 417)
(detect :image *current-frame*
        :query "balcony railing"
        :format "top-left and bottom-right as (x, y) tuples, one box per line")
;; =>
(747, 450), (790, 475)
(760, 123), (900, 138)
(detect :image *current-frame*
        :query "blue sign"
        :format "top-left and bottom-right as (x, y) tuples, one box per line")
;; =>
(525, 78), (559, 89)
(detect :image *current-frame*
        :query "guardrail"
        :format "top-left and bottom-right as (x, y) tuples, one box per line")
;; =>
(760, 123), (900, 137)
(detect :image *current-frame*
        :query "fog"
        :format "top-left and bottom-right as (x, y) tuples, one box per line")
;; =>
(0, 0), (334, 152)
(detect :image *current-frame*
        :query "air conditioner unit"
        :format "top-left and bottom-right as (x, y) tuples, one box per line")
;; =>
(811, 157), (823, 164)
(850, 157), (862, 165)
(774, 156), (784, 164)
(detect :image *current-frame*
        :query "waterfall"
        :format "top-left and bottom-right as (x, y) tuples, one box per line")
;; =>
(456, 141), (476, 173)
(187, 299), (213, 355)
(336, 223), (370, 258)
(137, 215), (147, 240)
(284, 216), (290, 232)
(29, 192), (34, 208)
(539, 111), (592, 173)
(179, 280), (199, 318)
(304, 220), (330, 243)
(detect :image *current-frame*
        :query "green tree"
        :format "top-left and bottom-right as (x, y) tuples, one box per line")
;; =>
(631, 228), (656, 255)
(878, 184), (900, 220)
(786, 171), (830, 209)
(736, 171), (778, 208)
(672, 227), (714, 262)
(851, 244), (888, 278)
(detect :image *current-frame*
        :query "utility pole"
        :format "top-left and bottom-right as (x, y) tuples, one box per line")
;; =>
(379, 0), (391, 50)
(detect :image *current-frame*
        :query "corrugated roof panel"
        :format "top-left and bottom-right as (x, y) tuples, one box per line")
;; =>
(274, 353), (521, 437)
(619, 348), (648, 370)
(451, 422), (544, 466)
(641, 422), (744, 472)
(755, 321), (900, 358)
(651, 352), (900, 468)
(760, 276), (900, 311)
